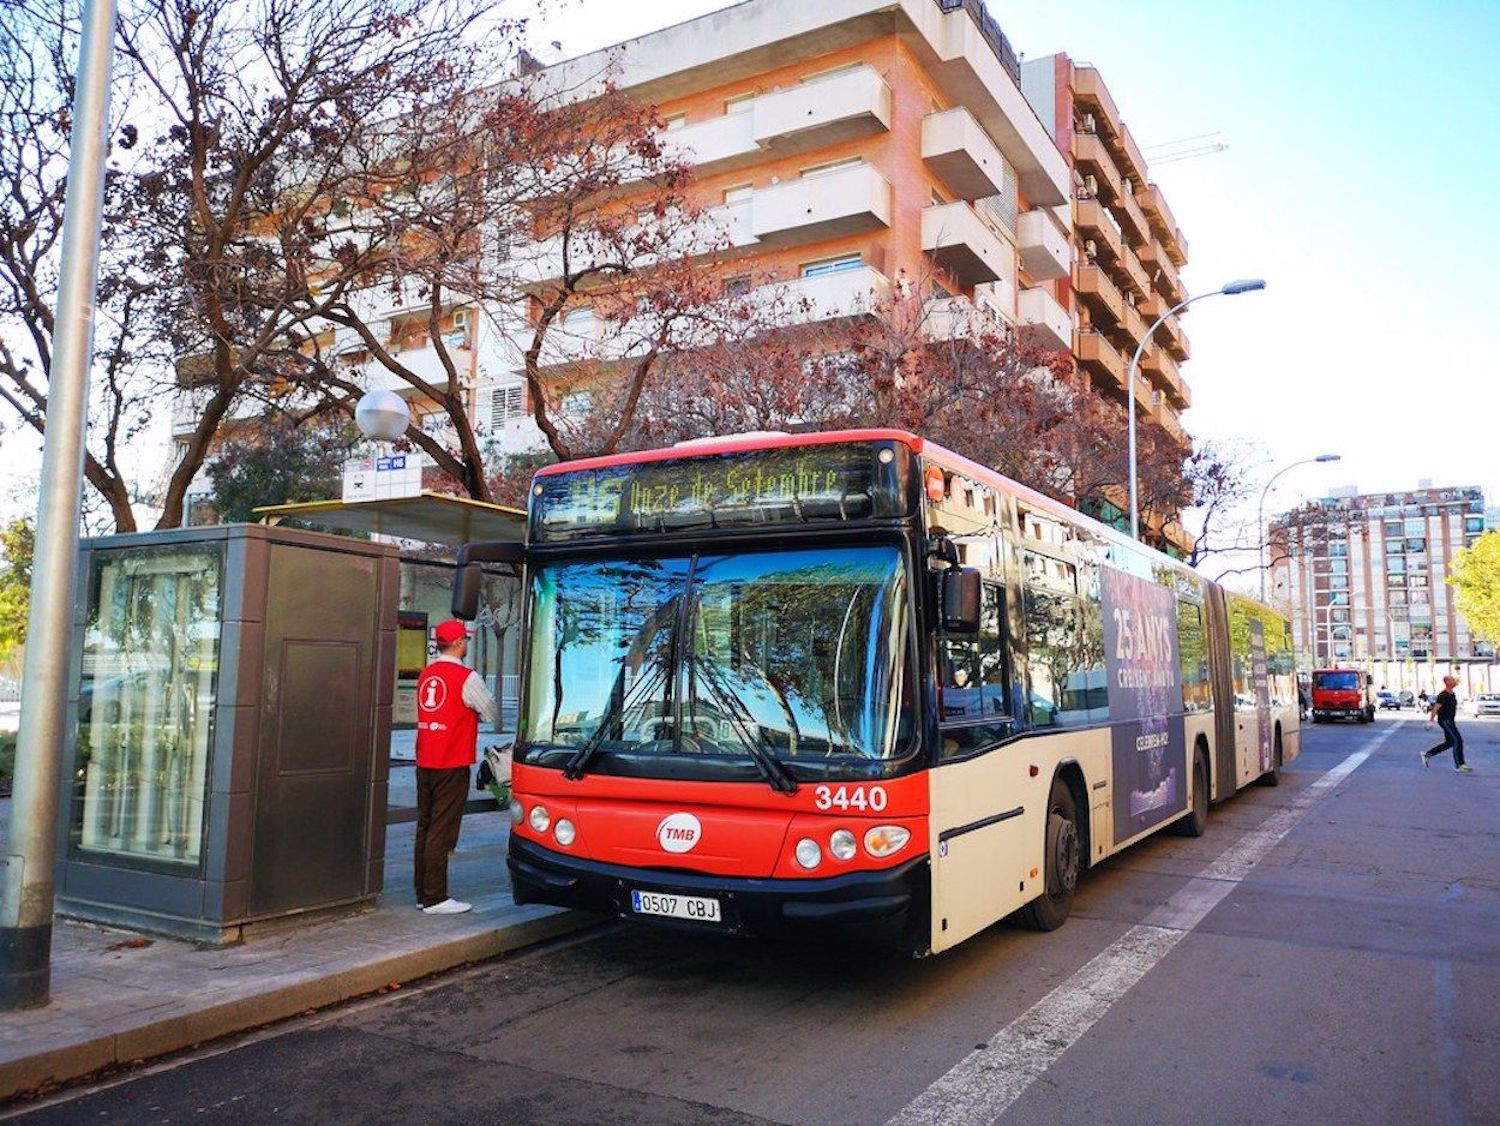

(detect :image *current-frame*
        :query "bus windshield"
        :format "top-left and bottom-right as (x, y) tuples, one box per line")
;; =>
(525, 546), (912, 765)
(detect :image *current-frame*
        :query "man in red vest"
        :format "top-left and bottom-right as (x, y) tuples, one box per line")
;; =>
(414, 619), (499, 914)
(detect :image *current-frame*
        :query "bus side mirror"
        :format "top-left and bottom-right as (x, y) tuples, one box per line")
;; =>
(452, 564), (485, 621)
(1366, 674), (1374, 687)
(942, 567), (982, 633)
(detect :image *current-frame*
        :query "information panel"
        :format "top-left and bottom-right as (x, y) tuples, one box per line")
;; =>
(1101, 565), (1188, 842)
(529, 442), (909, 541)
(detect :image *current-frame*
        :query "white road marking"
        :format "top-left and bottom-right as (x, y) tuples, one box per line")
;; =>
(887, 725), (1401, 1126)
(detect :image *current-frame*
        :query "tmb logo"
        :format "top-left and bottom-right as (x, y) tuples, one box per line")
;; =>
(656, 812), (702, 854)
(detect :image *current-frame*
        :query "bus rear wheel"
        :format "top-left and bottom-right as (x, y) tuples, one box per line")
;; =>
(1259, 728), (1284, 787)
(1019, 777), (1080, 932)
(1174, 745), (1209, 837)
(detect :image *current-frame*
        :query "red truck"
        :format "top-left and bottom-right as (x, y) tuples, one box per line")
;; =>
(1310, 668), (1375, 723)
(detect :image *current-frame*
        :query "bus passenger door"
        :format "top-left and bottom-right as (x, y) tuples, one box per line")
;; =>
(1204, 587), (1237, 800)
(928, 581), (1031, 952)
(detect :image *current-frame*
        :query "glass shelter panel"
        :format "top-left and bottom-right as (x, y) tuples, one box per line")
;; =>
(72, 547), (222, 868)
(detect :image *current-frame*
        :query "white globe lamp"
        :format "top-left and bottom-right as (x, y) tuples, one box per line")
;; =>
(354, 388), (411, 442)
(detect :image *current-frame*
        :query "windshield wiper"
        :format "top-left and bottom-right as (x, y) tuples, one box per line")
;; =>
(688, 655), (799, 795)
(562, 658), (670, 781)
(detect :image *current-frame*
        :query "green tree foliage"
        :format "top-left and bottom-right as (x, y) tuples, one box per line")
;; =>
(205, 421), (355, 524)
(1449, 530), (1500, 644)
(0, 516), (34, 657)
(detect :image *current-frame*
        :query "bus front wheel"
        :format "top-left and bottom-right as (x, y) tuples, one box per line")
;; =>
(1020, 777), (1080, 932)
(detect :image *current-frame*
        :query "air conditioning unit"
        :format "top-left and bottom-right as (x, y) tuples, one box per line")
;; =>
(1084, 239), (1098, 259)
(1082, 113), (1096, 133)
(1122, 177), (1133, 195)
(1084, 175), (1099, 196)
(452, 309), (469, 329)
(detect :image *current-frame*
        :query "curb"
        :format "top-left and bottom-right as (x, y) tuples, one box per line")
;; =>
(0, 907), (596, 1102)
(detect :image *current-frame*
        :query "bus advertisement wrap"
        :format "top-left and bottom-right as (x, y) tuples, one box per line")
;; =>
(1250, 617), (1273, 772)
(1101, 565), (1187, 841)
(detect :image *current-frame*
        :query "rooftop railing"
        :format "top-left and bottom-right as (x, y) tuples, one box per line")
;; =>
(936, 0), (1021, 86)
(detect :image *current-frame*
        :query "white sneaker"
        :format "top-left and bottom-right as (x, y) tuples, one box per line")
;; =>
(422, 898), (472, 915)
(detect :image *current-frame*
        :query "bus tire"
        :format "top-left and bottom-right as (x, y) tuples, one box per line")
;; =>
(1019, 777), (1080, 932)
(1259, 727), (1284, 787)
(1174, 744), (1210, 837)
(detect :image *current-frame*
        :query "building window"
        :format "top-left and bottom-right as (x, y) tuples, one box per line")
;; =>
(800, 254), (862, 279)
(663, 112), (687, 131)
(724, 92), (755, 115)
(723, 184), (753, 206)
(490, 384), (525, 425)
(800, 156), (863, 179)
(723, 275), (752, 297)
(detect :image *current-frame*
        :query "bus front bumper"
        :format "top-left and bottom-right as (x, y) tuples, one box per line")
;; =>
(509, 835), (929, 945)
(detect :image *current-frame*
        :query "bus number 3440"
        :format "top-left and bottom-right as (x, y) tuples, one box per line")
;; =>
(813, 785), (888, 812)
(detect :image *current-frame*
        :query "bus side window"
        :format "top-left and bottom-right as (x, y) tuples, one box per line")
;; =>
(938, 582), (1011, 758)
(1024, 587), (1108, 728)
(1177, 599), (1212, 712)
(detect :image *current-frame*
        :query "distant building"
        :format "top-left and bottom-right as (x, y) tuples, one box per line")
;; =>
(1268, 484), (1491, 669)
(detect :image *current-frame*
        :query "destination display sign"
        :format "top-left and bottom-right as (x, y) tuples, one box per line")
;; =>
(529, 442), (911, 541)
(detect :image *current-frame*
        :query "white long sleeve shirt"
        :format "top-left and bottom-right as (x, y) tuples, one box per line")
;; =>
(433, 654), (500, 727)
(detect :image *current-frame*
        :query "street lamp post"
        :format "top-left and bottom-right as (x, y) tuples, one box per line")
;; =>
(1258, 454), (1342, 602)
(1127, 279), (1265, 542)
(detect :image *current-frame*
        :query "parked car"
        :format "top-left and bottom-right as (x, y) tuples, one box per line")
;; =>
(1398, 690), (1416, 709)
(1376, 690), (1400, 710)
(1474, 693), (1500, 718)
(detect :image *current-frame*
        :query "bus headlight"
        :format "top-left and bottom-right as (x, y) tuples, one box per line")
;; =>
(794, 838), (822, 870)
(829, 829), (857, 861)
(528, 804), (550, 833)
(554, 818), (576, 847)
(864, 825), (910, 858)
(510, 801), (524, 826)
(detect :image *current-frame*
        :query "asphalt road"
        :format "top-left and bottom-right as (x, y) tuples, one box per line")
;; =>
(11, 714), (1499, 1125)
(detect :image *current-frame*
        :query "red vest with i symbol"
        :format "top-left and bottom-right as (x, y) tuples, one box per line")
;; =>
(415, 660), (479, 769)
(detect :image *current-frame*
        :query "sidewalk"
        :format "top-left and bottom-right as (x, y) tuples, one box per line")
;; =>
(0, 807), (596, 1101)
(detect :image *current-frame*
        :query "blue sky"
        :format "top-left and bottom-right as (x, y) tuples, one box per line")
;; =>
(526, 0), (1500, 524)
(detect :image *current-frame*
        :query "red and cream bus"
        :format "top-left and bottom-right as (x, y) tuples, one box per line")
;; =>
(452, 430), (1299, 955)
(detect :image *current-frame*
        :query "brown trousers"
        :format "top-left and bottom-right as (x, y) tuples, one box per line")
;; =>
(414, 766), (470, 907)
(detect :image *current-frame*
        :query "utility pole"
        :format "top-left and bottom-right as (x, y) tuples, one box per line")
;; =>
(0, 0), (117, 1010)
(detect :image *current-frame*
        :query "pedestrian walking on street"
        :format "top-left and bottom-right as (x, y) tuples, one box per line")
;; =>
(1420, 675), (1470, 773)
(414, 619), (500, 914)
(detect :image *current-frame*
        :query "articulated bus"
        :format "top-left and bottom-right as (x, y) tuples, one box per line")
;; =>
(452, 430), (1299, 956)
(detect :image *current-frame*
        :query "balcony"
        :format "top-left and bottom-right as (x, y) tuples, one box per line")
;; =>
(1142, 346), (1188, 409)
(927, 0), (1069, 205)
(1073, 133), (1124, 202)
(1072, 68), (1121, 142)
(1153, 401), (1190, 447)
(170, 385), (274, 436)
(1111, 186), (1151, 247)
(1017, 286), (1070, 351)
(1115, 244), (1153, 305)
(367, 342), (476, 392)
(756, 66), (893, 152)
(1074, 198), (1123, 262)
(921, 106), (1009, 199)
(1074, 329), (1126, 392)
(924, 292), (1013, 342)
(1139, 243), (1187, 304)
(1073, 264), (1124, 326)
(1017, 208), (1070, 280)
(1136, 183), (1187, 266)
(750, 162), (892, 245)
(659, 65), (893, 177)
(1155, 310), (1191, 362)
(922, 200), (1013, 286)
(1113, 122), (1149, 195)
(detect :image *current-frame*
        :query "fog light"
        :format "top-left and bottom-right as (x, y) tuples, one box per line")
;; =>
(864, 825), (910, 857)
(510, 801), (524, 826)
(528, 804), (550, 833)
(554, 818), (576, 847)
(794, 838), (822, 870)
(829, 829), (857, 861)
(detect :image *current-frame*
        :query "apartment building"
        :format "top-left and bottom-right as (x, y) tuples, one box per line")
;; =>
(523, 0), (1073, 366)
(1021, 54), (1192, 451)
(1269, 484), (1492, 674)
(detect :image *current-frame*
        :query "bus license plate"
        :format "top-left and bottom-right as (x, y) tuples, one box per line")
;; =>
(630, 889), (721, 923)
